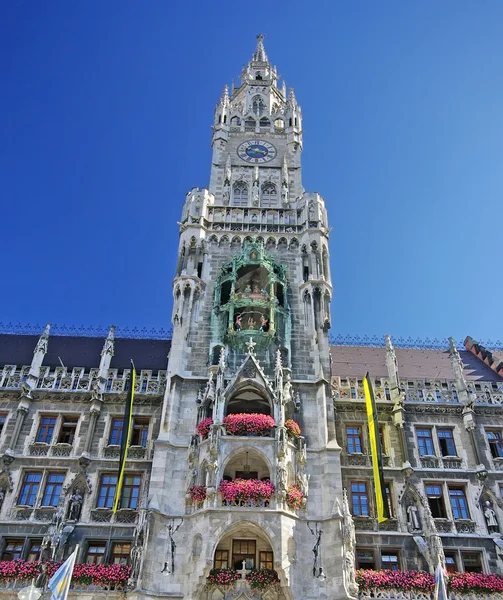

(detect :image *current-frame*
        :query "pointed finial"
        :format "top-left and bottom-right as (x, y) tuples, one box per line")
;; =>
(42, 323), (51, 337)
(252, 33), (268, 63)
(275, 349), (283, 370)
(448, 337), (458, 353)
(231, 79), (235, 96)
(101, 325), (115, 358)
(218, 347), (226, 369)
(246, 337), (257, 355)
(282, 81), (287, 98)
(34, 323), (51, 355)
(385, 334), (393, 350)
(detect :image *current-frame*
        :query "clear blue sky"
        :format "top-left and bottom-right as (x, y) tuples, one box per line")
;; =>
(1, 1), (502, 343)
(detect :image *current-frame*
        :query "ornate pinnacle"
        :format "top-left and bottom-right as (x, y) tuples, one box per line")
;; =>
(221, 85), (229, 106)
(218, 347), (226, 370)
(246, 337), (257, 355)
(101, 325), (115, 357)
(34, 323), (51, 354)
(252, 33), (268, 63)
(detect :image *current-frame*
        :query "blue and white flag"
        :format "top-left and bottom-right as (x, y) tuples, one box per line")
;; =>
(434, 558), (448, 600)
(47, 546), (78, 600)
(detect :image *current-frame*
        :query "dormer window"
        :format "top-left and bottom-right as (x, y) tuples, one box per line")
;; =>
(256, 72), (263, 80)
(230, 116), (241, 126)
(259, 117), (270, 129)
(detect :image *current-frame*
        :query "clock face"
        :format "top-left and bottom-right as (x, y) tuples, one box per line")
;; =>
(237, 140), (277, 163)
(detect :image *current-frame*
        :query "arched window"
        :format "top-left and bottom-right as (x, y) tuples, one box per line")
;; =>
(259, 117), (270, 129)
(261, 183), (277, 208)
(274, 118), (285, 130)
(252, 96), (266, 117)
(230, 116), (241, 126)
(233, 182), (248, 207)
(245, 117), (256, 131)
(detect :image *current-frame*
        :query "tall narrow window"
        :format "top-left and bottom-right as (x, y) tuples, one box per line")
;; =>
(214, 550), (229, 569)
(426, 484), (446, 518)
(58, 416), (78, 444)
(444, 552), (458, 573)
(449, 487), (470, 519)
(259, 551), (274, 570)
(18, 473), (42, 506)
(261, 183), (277, 208)
(461, 552), (483, 573)
(351, 482), (369, 516)
(97, 474), (117, 509)
(131, 418), (149, 447)
(86, 542), (106, 565)
(109, 419), (123, 445)
(381, 552), (400, 571)
(111, 542), (131, 565)
(121, 475), (141, 509)
(385, 484), (394, 517)
(487, 431), (503, 458)
(2, 540), (24, 560)
(356, 550), (375, 570)
(438, 429), (456, 456)
(0, 414), (6, 435)
(27, 541), (42, 562)
(36, 416), (56, 443)
(233, 182), (248, 207)
(346, 427), (363, 453)
(42, 473), (65, 507)
(416, 429), (435, 456)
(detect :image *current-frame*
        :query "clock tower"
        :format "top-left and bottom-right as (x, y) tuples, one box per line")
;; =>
(137, 35), (349, 600)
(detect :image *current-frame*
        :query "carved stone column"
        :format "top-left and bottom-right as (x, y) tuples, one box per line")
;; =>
(83, 402), (101, 455)
(7, 401), (30, 454)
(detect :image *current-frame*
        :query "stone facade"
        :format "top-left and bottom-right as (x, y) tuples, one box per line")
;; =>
(0, 34), (502, 600)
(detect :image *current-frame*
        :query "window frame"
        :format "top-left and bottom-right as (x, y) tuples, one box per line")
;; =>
(425, 483), (447, 519)
(351, 482), (369, 517)
(416, 428), (435, 456)
(356, 548), (376, 570)
(214, 549), (229, 569)
(437, 429), (457, 457)
(41, 472), (65, 507)
(18, 472), (42, 507)
(232, 539), (256, 570)
(111, 541), (131, 565)
(36, 416), (57, 444)
(108, 418), (124, 446)
(448, 487), (470, 520)
(259, 550), (274, 570)
(486, 430), (503, 459)
(346, 426), (363, 454)
(381, 550), (400, 571)
(57, 415), (79, 445)
(2, 539), (25, 561)
(85, 541), (107, 565)
(131, 418), (149, 447)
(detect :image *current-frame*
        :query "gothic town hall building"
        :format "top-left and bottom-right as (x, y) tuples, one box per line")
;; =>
(1, 35), (503, 600)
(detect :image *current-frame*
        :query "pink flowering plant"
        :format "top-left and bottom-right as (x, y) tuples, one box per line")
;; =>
(285, 484), (304, 510)
(246, 568), (280, 590)
(206, 568), (241, 589)
(219, 478), (275, 505)
(223, 413), (275, 436)
(355, 570), (503, 594)
(196, 417), (213, 439)
(0, 560), (130, 589)
(285, 419), (301, 438)
(189, 485), (207, 503)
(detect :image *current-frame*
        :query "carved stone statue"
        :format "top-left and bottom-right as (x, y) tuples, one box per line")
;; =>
(186, 468), (198, 491)
(276, 459), (287, 492)
(252, 181), (259, 206)
(35, 562), (49, 589)
(407, 504), (421, 532)
(222, 185), (230, 206)
(68, 490), (83, 521)
(206, 460), (218, 488)
(484, 500), (499, 533)
(0, 489), (5, 511)
(276, 426), (287, 457)
(297, 470), (310, 497)
(341, 490), (359, 597)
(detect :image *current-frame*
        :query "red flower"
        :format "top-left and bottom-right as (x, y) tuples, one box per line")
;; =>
(219, 478), (275, 504)
(190, 485), (207, 503)
(285, 484), (304, 509)
(196, 417), (213, 438)
(223, 413), (275, 436)
(285, 419), (301, 437)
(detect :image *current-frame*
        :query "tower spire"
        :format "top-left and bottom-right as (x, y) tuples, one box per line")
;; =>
(252, 33), (269, 63)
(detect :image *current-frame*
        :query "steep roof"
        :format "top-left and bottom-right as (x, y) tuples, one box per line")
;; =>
(330, 345), (502, 382)
(0, 334), (170, 372)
